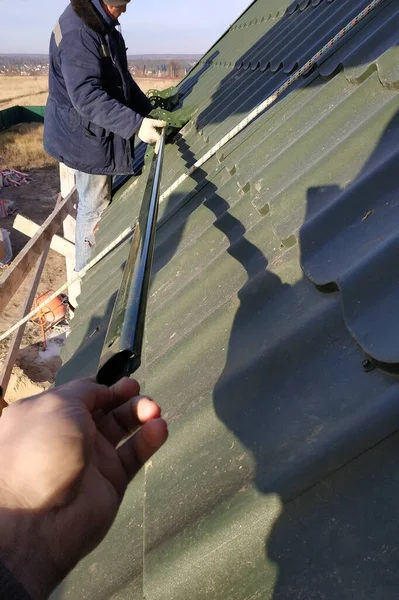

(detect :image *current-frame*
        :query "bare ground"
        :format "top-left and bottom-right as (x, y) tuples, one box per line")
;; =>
(0, 164), (66, 401)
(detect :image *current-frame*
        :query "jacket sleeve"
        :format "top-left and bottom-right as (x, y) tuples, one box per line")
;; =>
(127, 74), (153, 117)
(59, 30), (143, 140)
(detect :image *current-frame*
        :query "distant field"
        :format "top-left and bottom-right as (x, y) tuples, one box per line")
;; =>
(0, 123), (54, 170)
(135, 77), (181, 94)
(0, 75), (181, 110)
(0, 76), (48, 110)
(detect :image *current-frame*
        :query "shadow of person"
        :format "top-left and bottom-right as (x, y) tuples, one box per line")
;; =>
(146, 5), (399, 591)
(57, 3), (399, 597)
(117, 8), (399, 597)
(260, 110), (399, 598)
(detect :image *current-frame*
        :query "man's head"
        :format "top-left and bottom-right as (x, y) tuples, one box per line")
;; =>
(101, 0), (130, 19)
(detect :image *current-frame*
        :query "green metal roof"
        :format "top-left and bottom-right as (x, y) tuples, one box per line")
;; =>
(55, 1), (399, 598)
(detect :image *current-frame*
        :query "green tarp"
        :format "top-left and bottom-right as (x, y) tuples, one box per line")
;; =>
(0, 106), (45, 131)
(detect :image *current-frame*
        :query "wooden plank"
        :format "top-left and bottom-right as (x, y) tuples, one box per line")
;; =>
(0, 243), (51, 399)
(60, 163), (75, 198)
(13, 214), (75, 258)
(0, 188), (75, 314)
(60, 163), (80, 308)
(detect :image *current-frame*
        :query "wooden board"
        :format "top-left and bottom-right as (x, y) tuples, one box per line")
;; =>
(0, 188), (75, 314)
(13, 214), (75, 258)
(60, 163), (80, 308)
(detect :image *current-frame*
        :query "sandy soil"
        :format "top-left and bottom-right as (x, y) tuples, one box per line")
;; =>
(0, 165), (67, 402)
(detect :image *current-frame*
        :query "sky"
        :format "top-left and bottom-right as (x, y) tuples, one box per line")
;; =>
(0, 0), (251, 55)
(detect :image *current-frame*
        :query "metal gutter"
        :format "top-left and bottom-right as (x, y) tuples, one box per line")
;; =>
(97, 134), (166, 386)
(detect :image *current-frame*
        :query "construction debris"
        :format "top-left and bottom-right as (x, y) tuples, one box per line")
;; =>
(30, 290), (69, 349)
(0, 168), (31, 188)
(0, 200), (16, 218)
(0, 229), (12, 267)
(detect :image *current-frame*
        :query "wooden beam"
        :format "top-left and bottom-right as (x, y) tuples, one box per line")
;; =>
(13, 214), (75, 258)
(60, 163), (80, 309)
(0, 188), (75, 314)
(0, 243), (51, 399)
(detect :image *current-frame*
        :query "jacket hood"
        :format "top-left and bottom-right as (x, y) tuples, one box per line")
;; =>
(70, 0), (109, 34)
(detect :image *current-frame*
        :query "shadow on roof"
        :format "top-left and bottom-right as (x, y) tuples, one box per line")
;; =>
(148, 2), (399, 592)
(55, 1), (399, 597)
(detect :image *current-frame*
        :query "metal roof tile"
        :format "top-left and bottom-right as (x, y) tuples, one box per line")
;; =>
(56, 0), (399, 597)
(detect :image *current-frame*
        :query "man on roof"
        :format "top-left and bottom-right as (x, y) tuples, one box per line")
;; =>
(44, 0), (166, 272)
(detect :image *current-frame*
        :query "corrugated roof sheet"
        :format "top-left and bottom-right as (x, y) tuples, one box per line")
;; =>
(55, 0), (399, 598)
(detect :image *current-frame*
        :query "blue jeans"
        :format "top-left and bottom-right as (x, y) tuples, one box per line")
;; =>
(74, 171), (112, 271)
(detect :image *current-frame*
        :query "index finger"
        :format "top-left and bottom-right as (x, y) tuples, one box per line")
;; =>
(61, 377), (141, 414)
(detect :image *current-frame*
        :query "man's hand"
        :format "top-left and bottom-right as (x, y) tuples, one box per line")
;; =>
(0, 378), (168, 599)
(137, 117), (167, 145)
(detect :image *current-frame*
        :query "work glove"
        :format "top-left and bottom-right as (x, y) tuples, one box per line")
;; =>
(137, 118), (167, 145)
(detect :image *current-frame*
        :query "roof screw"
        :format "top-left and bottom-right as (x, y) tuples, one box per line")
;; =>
(362, 358), (375, 372)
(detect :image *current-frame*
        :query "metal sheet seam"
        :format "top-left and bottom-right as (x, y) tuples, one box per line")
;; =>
(159, 0), (389, 204)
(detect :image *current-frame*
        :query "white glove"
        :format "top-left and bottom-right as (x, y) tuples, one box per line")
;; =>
(137, 118), (167, 145)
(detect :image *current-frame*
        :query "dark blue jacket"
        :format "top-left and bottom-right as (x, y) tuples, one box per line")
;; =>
(44, 0), (152, 174)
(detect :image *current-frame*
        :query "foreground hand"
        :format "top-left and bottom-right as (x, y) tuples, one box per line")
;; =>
(0, 378), (168, 599)
(137, 117), (167, 144)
